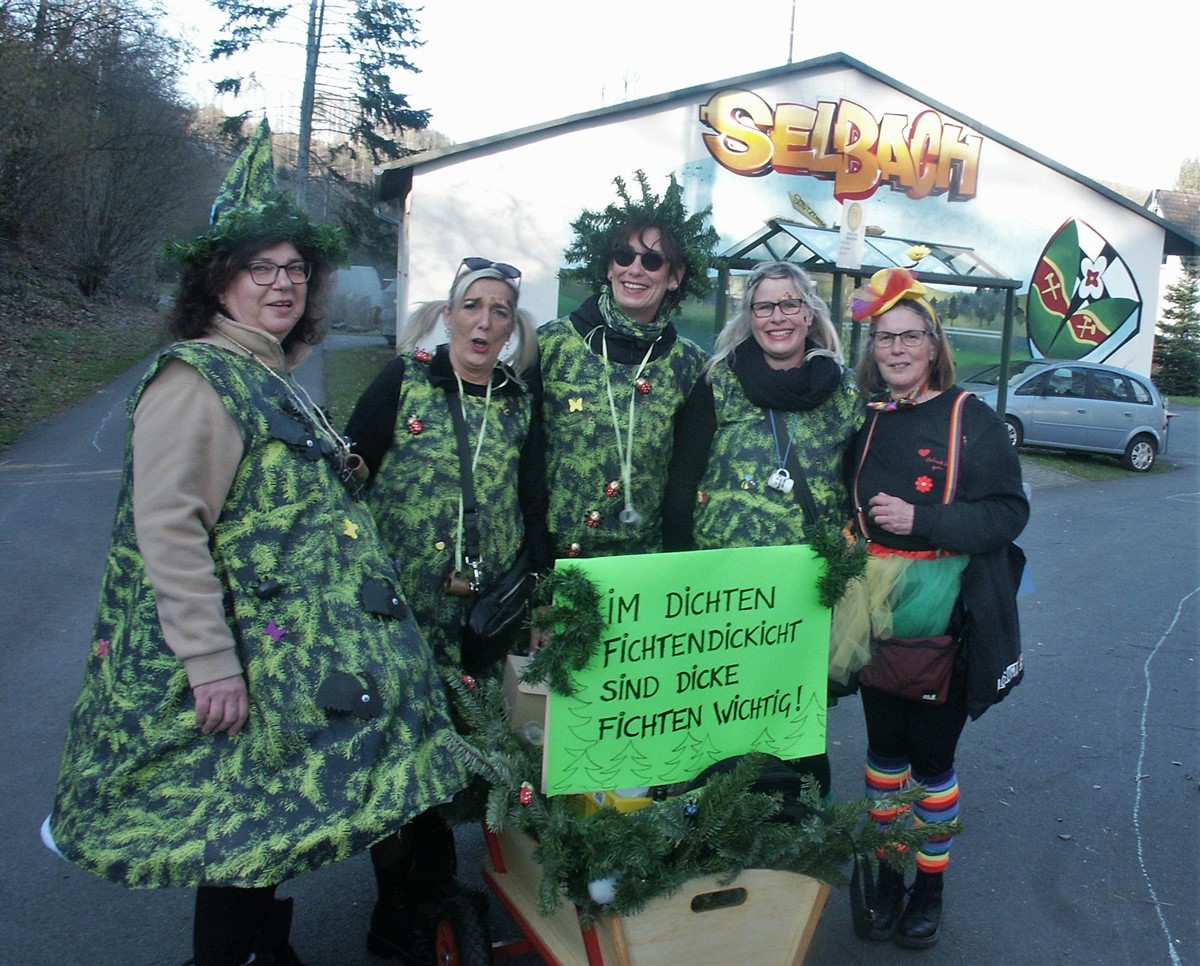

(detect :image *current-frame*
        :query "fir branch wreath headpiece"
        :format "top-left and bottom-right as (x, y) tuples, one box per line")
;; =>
(560, 170), (720, 313)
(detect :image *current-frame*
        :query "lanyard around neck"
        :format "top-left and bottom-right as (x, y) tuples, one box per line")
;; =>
(768, 408), (802, 470)
(452, 371), (493, 581)
(599, 328), (657, 526)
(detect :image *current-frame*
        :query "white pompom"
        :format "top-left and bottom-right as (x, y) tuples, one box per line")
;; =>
(588, 875), (619, 904)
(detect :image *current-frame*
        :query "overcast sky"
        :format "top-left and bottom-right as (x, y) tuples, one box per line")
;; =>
(171, 0), (1196, 191)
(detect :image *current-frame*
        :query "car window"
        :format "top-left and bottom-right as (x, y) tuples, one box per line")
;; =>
(1014, 371), (1048, 396)
(1129, 378), (1154, 405)
(1041, 366), (1082, 397)
(1088, 371), (1132, 402)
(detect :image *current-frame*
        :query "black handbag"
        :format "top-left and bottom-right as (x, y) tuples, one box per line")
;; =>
(463, 548), (538, 672)
(447, 390), (539, 676)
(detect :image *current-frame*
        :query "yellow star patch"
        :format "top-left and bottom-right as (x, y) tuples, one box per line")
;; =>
(343, 518), (359, 539)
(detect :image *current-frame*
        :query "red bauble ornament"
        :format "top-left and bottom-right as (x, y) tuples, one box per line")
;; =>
(635, 377), (651, 395)
(519, 781), (534, 806)
(585, 510), (602, 529)
(414, 348), (432, 363)
(604, 481), (621, 498)
(567, 543), (581, 558)
(406, 417), (424, 436)
(462, 674), (477, 691)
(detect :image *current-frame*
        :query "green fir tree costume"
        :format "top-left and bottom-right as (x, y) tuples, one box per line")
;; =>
(691, 353), (863, 549)
(50, 343), (468, 889)
(356, 348), (534, 668)
(540, 291), (705, 558)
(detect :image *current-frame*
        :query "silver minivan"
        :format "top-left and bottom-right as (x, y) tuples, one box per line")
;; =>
(961, 360), (1170, 472)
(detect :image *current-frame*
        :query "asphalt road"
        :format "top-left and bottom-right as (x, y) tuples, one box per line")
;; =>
(1, 344), (1196, 966)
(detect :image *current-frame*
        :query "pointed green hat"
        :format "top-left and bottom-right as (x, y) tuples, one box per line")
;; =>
(164, 118), (348, 267)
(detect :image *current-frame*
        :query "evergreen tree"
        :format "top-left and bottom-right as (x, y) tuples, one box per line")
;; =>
(1153, 273), (1200, 396)
(1176, 156), (1200, 193)
(210, 0), (427, 206)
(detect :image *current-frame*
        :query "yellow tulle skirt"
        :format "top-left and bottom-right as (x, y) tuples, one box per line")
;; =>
(829, 547), (969, 686)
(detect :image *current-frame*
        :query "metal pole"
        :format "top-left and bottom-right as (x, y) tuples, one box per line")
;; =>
(787, 0), (796, 64)
(996, 288), (1016, 413)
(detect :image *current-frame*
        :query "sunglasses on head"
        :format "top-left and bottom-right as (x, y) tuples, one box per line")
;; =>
(611, 245), (668, 273)
(458, 256), (521, 286)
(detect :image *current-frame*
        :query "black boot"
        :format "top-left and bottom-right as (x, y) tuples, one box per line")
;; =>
(851, 856), (906, 941)
(367, 816), (486, 961)
(896, 871), (943, 949)
(252, 898), (306, 965)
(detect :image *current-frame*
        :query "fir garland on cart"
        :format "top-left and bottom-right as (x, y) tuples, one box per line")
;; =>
(446, 676), (955, 923)
(444, 531), (953, 924)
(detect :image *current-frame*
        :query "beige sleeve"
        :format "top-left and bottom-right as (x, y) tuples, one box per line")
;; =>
(132, 359), (246, 687)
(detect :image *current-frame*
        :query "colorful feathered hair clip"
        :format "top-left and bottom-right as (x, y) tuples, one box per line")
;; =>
(850, 267), (938, 326)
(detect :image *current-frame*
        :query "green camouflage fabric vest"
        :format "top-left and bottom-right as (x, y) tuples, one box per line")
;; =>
(363, 356), (532, 667)
(50, 343), (468, 889)
(539, 317), (705, 557)
(693, 362), (863, 549)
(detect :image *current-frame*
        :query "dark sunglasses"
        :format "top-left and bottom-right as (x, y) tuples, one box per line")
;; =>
(611, 245), (668, 273)
(458, 256), (521, 286)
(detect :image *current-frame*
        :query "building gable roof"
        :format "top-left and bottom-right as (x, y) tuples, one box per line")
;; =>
(376, 52), (1199, 258)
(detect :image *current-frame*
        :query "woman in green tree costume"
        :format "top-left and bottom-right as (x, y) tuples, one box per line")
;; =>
(537, 171), (718, 560)
(342, 257), (549, 959)
(663, 260), (865, 798)
(345, 257), (547, 671)
(45, 181), (470, 966)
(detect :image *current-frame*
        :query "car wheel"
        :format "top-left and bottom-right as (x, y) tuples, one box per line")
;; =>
(1004, 416), (1023, 448)
(1121, 434), (1156, 472)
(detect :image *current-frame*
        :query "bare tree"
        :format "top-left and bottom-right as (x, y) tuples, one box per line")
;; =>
(0, 0), (216, 292)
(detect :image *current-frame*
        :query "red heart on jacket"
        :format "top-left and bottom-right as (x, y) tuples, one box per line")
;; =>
(919, 448), (931, 457)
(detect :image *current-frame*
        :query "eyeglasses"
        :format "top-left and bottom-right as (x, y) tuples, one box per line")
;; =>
(611, 245), (668, 273)
(750, 298), (805, 318)
(871, 329), (929, 348)
(245, 260), (311, 285)
(458, 256), (521, 287)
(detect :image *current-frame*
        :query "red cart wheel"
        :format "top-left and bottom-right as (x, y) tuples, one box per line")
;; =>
(430, 893), (492, 966)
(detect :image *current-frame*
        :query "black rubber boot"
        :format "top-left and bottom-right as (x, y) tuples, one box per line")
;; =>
(896, 871), (944, 949)
(850, 856), (906, 941)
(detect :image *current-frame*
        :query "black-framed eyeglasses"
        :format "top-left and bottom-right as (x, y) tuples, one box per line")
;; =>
(611, 245), (668, 273)
(750, 298), (805, 318)
(245, 260), (311, 285)
(458, 256), (522, 287)
(871, 329), (929, 348)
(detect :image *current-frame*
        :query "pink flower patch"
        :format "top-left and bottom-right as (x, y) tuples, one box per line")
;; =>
(915, 476), (934, 493)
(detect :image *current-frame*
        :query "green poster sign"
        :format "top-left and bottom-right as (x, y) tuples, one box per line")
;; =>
(543, 545), (830, 796)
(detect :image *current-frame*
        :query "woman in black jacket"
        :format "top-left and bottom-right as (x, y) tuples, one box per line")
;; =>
(835, 268), (1028, 951)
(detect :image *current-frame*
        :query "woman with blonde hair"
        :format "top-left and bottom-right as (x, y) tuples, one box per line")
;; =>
(663, 260), (864, 798)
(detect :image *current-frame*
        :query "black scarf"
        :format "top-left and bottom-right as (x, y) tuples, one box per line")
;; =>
(730, 338), (841, 411)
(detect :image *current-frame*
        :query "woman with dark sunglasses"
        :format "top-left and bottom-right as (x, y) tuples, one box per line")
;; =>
(535, 172), (718, 561)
